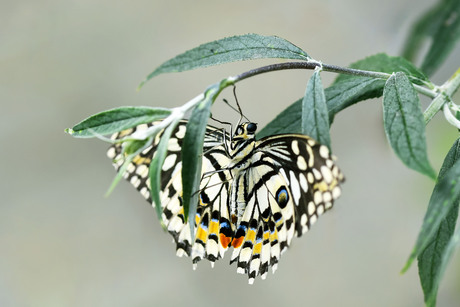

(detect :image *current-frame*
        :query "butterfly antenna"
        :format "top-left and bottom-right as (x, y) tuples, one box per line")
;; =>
(210, 114), (233, 140)
(232, 86), (250, 126)
(222, 98), (250, 122)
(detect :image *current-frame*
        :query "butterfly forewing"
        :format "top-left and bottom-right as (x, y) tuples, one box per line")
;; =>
(227, 134), (344, 283)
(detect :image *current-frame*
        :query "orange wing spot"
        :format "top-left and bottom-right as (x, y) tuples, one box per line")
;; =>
(196, 227), (208, 243)
(220, 234), (232, 248)
(231, 236), (244, 248)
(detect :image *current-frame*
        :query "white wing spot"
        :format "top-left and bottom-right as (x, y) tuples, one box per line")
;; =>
(323, 191), (332, 203)
(308, 201), (316, 215)
(299, 173), (308, 192)
(319, 145), (329, 159)
(307, 172), (315, 184)
(291, 140), (300, 155)
(312, 168), (322, 180)
(130, 175), (141, 188)
(168, 138), (181, 152)
(297, 155), (307, 171)
(140, 187), (150, 199)
(321, 165), (333, 184)
(162, 154), (177, 171)
(107, 147), (116, 159)
(306, 145), (314, 167)
(309, 214), (317, 225)
(314, 191), (323, 204)
(332, 186), (341, 199)
(127, 163), (136, 174)
(135, 164), (149, 178)
(175, 125), (186, 139)
(289, 171), (301, 204)
(317, 204), (325, 215)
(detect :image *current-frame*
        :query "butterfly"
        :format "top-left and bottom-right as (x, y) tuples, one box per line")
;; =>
(107, 119), (344, 284)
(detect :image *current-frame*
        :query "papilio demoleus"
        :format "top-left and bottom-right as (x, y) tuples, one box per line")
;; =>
(107, 120), (344, 284)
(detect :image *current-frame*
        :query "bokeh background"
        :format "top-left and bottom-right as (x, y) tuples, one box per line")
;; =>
(2, 0), (460, 306)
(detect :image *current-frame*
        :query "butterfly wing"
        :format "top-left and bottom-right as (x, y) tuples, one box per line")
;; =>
(229, 134), (344, 283)
(107, 121), (235, 265)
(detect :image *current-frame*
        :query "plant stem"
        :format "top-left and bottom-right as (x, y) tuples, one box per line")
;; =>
(232, 61), (438, 99)
(424, 68), (460, 124)
(233, 61), (391, 82)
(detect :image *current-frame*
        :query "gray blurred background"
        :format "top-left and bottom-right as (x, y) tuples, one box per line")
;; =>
(2, 0), (460, 306)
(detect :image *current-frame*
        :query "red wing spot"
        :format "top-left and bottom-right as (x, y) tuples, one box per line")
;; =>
(231, 236), (244, 249)
(220, 234), (232, 248)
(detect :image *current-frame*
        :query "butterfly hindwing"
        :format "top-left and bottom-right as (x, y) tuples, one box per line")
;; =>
(107, 121), (234, 263)
(107, 120), (344, 284)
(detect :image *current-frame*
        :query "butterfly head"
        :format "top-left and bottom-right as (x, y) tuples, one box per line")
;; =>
(233, 122), (257, 140)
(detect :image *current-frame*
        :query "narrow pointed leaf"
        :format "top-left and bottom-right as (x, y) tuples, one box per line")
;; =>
(301, 70), (330, 148)
(425, 226), (460, 306)
(409, 0), (460, 76)
(402, 154), (460, 272)
(140, 34), (310, 87)
(383, 72), (436, 179)
(418, 138), (460, 306)
(401, 0), (448, 64)
(66, 107), (171, 138)
(181, 94), (213, 228)
(421, 0), (460, 76)
(149, 120), (180, 221)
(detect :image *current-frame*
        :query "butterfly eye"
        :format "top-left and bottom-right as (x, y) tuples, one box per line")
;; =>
(246, 122), (257, 134)
(275, 186), (289, 208)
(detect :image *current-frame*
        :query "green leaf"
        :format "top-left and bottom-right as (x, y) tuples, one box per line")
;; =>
(259, 53), (429, 137)
(421, 0), (460, 76)
(403, 0), (460, 76)
(149, 120), (180, 221)
(66, 107), (171, 138)
(327, 77), (385, 122)
(425, 226), (460, 306)
(301, 70), (331, 148)
(181, 95), (213, 229)
(402, 149), (460, 273)
(418, 138), (460, 307)
(329, 53), (429, 122)
(401, 1), (448, 63)
(382, 72), (436, 179)
(139, 34), (310, 88)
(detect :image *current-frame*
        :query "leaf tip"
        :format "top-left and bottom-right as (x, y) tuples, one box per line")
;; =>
(136, 80), (145, 92)
(65, 128), (74, 135)
(401, 252), (416, 274)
